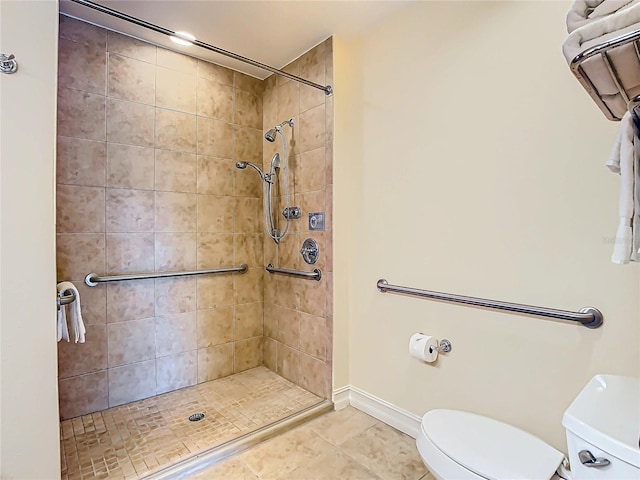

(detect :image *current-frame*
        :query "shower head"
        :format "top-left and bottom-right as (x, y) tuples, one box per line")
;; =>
(264, 118), (294, 142)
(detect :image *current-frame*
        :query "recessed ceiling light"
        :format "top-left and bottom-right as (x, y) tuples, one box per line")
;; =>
(170, 31), (196, 47)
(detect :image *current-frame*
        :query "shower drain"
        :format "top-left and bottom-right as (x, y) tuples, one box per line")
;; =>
(188, 412), (205, 422)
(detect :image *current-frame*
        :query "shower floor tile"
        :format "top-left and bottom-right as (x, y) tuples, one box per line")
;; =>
(60, 366), (322, 480)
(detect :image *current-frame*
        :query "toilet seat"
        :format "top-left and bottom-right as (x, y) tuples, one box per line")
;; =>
(418, 409), (566, 480)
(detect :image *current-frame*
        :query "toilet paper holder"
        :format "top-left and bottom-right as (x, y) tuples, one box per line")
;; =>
(432, 339), (452, 354)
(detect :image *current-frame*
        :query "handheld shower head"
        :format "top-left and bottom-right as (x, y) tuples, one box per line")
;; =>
(264, 118), (294, 142)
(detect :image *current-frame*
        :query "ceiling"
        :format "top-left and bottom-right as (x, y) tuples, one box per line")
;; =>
(59, 0), (412, 80)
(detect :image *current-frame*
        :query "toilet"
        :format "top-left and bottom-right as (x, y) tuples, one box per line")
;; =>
(416, 375), (640, 480)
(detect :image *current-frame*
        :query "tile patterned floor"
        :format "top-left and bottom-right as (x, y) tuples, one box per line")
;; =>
(60, 367), (322, 480)
(192, 406), (435, 480)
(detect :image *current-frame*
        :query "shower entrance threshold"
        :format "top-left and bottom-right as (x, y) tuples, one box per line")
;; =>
(61, 367), (329, 480)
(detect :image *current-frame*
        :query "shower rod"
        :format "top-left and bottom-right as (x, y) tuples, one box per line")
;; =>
(68, 0), (333, 95)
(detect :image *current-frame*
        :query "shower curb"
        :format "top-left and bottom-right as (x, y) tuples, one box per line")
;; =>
(141, 399), (334, 480)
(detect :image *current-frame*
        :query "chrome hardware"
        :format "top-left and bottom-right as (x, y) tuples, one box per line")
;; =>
(0, 54), (18, 74)
(300, 238), (319, 265)
(57, 290), (76, 310)
(265, 263), (322, 281)
(376, 279), (604, 328)
(282, 207), (301, 220)
(578, 450), (610, 468)
(309, 212), (325, 231)
(438, 339), (452, 353)
(85, 264), (248, 286)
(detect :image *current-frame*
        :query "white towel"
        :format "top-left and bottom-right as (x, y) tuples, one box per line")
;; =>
(607, 112), (637, 263)
(56, 281), (86, 343)
(57, 295), (69, 342)
(567, 0), (639, 33)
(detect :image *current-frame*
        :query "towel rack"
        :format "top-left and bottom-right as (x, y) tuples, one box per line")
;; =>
(57, 290), (76, 310)
(85, 264), (248, 286)
(377, 279), (603, 328)
(570, 28), (640, 121)
(265, 263), (322, 281)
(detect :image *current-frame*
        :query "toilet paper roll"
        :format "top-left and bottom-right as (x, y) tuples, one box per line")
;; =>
(409, 333), (438, 363)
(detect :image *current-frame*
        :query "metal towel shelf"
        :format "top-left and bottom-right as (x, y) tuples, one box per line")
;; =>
(377, 279), (603, 328)
(85, 264), (248, 286)
(266, 263), (322, 281)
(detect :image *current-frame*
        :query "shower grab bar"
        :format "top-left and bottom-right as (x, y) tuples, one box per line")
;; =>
(57, 290), (76, 310)
(68, 0), (333, 96)
(266, 263), (322, 281)
(376, 279), (603, 328)
(85, 264), (248, 286)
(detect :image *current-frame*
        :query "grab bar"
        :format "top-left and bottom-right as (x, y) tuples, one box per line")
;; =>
(266, 263), (322, 281)
(85, 264), (248, 286)
(57, 290), (76, 310)
(376, 279), (603, 328)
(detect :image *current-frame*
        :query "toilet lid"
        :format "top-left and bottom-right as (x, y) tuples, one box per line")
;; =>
(421, 409), (565, 480)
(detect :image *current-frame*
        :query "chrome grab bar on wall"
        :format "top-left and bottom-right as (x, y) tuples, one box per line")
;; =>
(85, 264), (249, 286)
(57, 290), (76, 310)
(266, 263), (322, 281)
(376, 279), (604, 328)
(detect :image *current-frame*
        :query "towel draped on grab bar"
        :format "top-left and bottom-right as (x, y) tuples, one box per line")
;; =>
(56, 282), (86, 343)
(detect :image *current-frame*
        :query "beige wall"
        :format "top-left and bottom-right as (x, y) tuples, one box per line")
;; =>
(0, 1), (60, 477)
(56, 16), (265, 419)
(262, 39), (334, 398)
(334, 0), (640, 452)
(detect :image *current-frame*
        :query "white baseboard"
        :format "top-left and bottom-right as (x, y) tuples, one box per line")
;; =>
(331, 385), (421, 438)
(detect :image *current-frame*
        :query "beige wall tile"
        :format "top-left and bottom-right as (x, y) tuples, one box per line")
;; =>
(107, 317), (156, 367)
(197, 195), (234, 233)
(299, 104), (326, 153)
(197, 233), (234, 268)
(58, 38), (106, 95)
(326, 273), (333, 316)
(234, 267), (263, 304)
(155, 108), (197, 153)
(299, 44), (327, 113)
(196, 117), (234, 158)
(108, 359), (156, 407)
(155, 312), (197, 357)
(277, 305), (300, 349)
(157, 48), (197, 74)
(197, 156), (234, 196)
(58, 88), (106, 141)
(299, 191), (326, 232)
(155, 277), (196, 316)
(277, 81), (299, 122)
(325, 95), (334, 144)
(197, 343), (233, 382)
(235, 302), (263, 340)
(296, 147), (325, 193)
(107, 31), (156, 63)
(298, 353), (329, 398)
(58, 371), (108, 420)
(73, 282), (106, 326)
(106, 98), (154, 147)
(263, 337), (277, 371)
(325, 184), (332, 231)
(234, 198), (262, 234)
(58, 324), (107, 378)
(299, 275), (327, 317)
(299, 313), (328, 360)
(155, 150), (197, 193)
(235, 337), (263, 372)
(197, 77), (233, 122)
(234, 164), (262, 198)
(156, 67), (197, 114)
(276, 343), (299, 384)
(235, 125), (262, 164)
(57, 185), (105, 233)
(156, 350), (197, 394)
(197, 306), (233, 347)
(234, 234), (263, 267)
(234, 72), (263, 95)
(106, 232), (155, 274)
(155, 232), (196, 271)
(57, 136), (106, 187)
(106, 143), (155, 190)
(59, 15), (106, 50)
(196, 276), (234, 309)
(198, 60), (234, 86)
(271, 275), (301, 311)
(263, 88), (278, 132)
(325, 140), (334, 187)
(108, 53), (155, 104)
(57, 233), (105, 280)
(278, 233), (302, 270)
(105, 189), (154, 232)
(106, 279), (155, 323)
(234, 90), (262, 129)
(263, 302), (278, 339)
(155, 191), (197, 232)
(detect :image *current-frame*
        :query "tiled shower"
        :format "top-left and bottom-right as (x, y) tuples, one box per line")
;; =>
(55, 11), (333, 428)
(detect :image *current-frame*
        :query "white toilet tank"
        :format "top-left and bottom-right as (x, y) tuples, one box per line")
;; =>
(562, 374), (640, 479)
